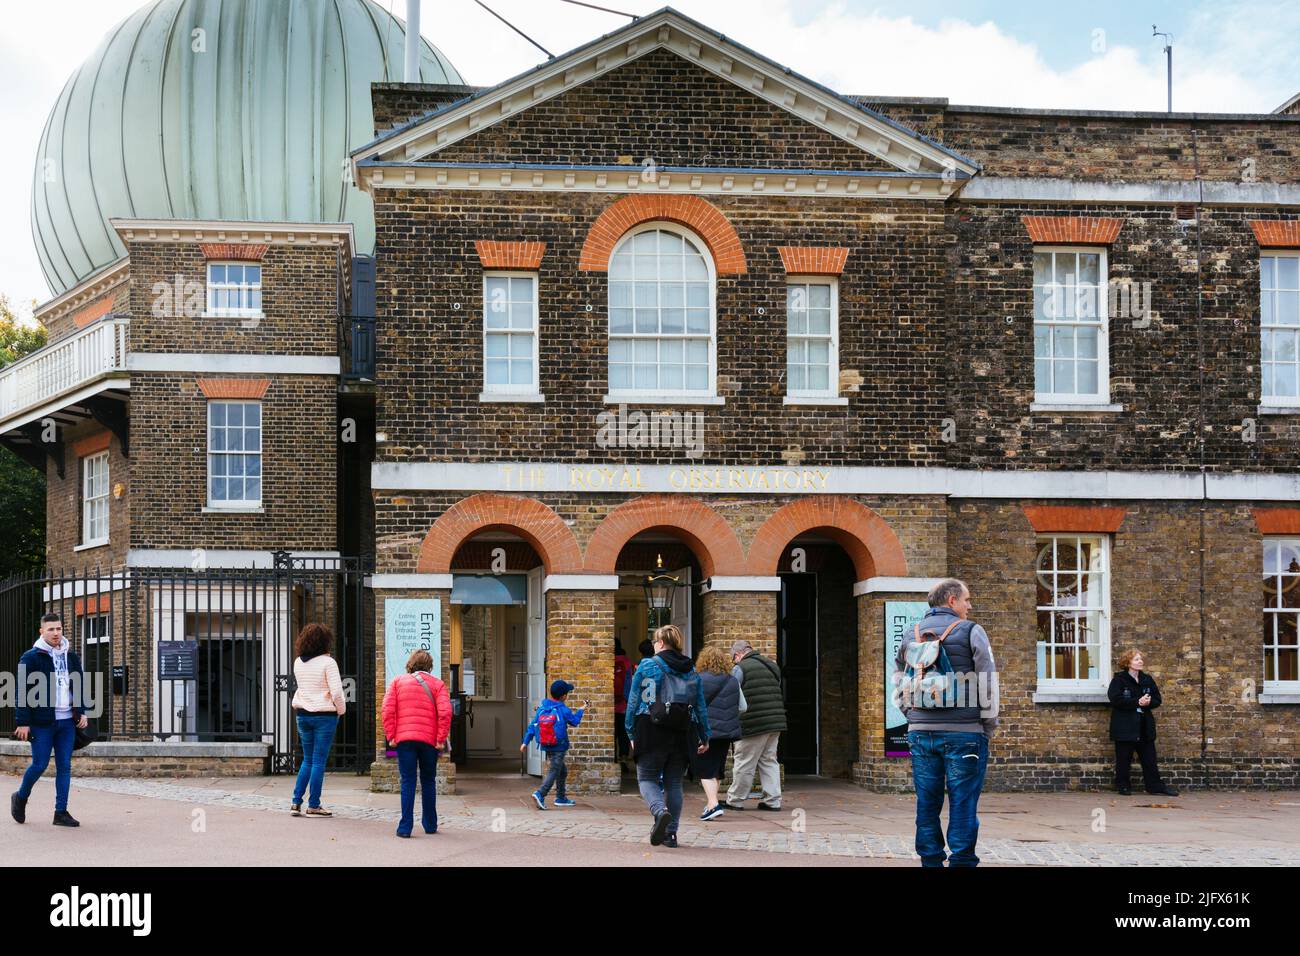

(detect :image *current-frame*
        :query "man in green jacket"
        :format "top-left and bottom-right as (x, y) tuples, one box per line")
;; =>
(724, 640), (787, 811)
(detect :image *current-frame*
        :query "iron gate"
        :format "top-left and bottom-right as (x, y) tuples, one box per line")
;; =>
(0, 556), (374, 774)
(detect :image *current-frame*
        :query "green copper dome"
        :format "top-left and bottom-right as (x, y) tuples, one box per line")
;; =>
(32, 0), (462, 295)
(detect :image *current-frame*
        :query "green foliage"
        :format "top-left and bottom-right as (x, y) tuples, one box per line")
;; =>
(0, 296), (48, 576)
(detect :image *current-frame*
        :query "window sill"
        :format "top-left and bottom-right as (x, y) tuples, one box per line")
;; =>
(1030, 402), (1123, 414)
(74, 540), (110, 553)
(1257, 405), (1300, 416)
(201, 311), (265, 321)
(603, 393), (725, 406)
(478, 392), (545, 403)
(1032, 691), (1110, 704)
(1259, 693), (1300, 705)
(783, 395), (848, 407)
(202, 506), (265, 514)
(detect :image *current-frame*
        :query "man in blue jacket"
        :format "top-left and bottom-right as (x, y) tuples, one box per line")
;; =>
(11, 612), (90, 827)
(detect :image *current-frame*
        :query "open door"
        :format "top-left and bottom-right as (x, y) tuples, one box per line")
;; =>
(672, 566), (692, 654)
(524, 566), (546, 776)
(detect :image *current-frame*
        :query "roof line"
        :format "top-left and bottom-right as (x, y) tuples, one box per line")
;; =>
(350, 6), (980, 171)
(356, 159), (969, 180)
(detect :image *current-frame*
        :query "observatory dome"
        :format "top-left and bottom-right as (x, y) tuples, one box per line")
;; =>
(31, 0), (462, 296)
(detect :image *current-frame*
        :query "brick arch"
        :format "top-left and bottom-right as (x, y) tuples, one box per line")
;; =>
(417, 494), (584, 575)
(746, 496), (909, 582)
(577, 195), (747, 274)
(584, 495), (747, 578)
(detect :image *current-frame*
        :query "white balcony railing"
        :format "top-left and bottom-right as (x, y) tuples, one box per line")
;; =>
(0, 317), (129, 428)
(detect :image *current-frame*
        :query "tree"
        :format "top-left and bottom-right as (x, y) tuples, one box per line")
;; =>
(0, 295), (48, 577)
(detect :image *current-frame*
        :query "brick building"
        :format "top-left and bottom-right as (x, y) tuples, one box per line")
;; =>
(4, 8), (1299, 791)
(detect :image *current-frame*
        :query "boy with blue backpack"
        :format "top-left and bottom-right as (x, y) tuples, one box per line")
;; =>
(521, 680), (586, 809)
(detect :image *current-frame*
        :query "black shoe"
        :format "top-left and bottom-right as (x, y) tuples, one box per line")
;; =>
(52, 811), (79, 828)
(756, 801), (782, 811)
(1117, 787), (1132, 795)
(1150, 786), (1180, 797)
(10, 792), (26, 824)
(664, 833), (678, 848)
(650, 809), (672, 846)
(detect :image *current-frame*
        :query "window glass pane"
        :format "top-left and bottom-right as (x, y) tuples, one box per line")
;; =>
(609, 364), (631, 389)
(1262, 256), (1275, 288)
(1279, 290), (1300, 325)
(610, 309), (633, 334)
(634, 364), (657, 389)
(635, 309), (658, 333)
(1053, 361), (1075, 394)
(1278, 257), (1300, 290)
(661, 309), (684, 334)
(610, 282), (632, 308)
(246, 478), (261, 502)
(662, 284), (684, 308)
(509, 334), (531, 358)
(686, 283), (709, 308)
(807, 309), (830, 335)
(510, 302), (533, 329)
(1078, 360), (1099, 394)
(685, 364), (707, 390)
(788, 364), (806, 391)
(1078, 254), (1100, 285)
(485, 334), (508, 357)
(686, 310), (709, 334)
(661, 364), (683, 389)
(510, 359), (532, 384)
(686, 340), (708, 364)
(808, 366), (829, 391)
(211, 478), (227, 501)
(808, 341), (830, 365)
(1033, 252), (1052, 283)
(485, 359), (508, 384)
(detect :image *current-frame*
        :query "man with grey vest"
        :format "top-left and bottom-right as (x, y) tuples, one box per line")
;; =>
(894, 579), (999, 867)
(724, 640), (787, 811)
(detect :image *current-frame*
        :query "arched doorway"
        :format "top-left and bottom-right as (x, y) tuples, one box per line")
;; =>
(748, 497), (909, 778)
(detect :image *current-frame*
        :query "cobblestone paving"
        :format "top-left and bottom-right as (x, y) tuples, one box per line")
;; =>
(69, 777), (1300, 866)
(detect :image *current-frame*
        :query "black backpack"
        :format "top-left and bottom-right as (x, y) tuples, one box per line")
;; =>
(649, 665), (695, 730)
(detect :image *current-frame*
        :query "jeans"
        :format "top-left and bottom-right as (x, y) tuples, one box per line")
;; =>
(636, 746), (687, 836)
(396, 741), (439, 835)
(726, 731), (782, 807)
(615, 714), (630, 759)
(18, 718), (76, 812)
(1115, 738), (1165, 792)
(538, 750), (568, 799)
(292, 713), (338, 809)
(907, 730), (989, 868)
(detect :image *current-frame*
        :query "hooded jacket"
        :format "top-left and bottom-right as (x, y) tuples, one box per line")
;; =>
(522, 697), (585, 752)
(624, 650), (711, 742)
(16, 638), (88, 727)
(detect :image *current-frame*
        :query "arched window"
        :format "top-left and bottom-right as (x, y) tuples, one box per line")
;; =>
(608, 224), (716, 398)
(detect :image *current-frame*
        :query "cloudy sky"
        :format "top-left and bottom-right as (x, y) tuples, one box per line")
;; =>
(3, 0), (1298, 318)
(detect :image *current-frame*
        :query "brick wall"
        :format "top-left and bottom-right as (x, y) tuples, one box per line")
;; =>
(130, 374), (337, 551)
(45, 424), (130, 571)
(546, 589), (619, 793)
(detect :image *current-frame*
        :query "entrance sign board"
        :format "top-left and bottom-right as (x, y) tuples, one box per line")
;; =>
(383, 598), (441, 688)
(884, 600), (929, 756)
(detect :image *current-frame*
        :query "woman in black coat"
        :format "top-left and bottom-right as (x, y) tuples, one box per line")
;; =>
(1108, 649), (1178, 797)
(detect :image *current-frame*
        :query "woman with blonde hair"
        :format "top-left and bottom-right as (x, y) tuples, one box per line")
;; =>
(381, 648), (452, 837)
(693, 643), (746, 821)
(624, 624), (711, 848)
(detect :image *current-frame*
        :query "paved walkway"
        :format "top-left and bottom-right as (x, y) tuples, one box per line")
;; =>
(6, 771), (1298, 866)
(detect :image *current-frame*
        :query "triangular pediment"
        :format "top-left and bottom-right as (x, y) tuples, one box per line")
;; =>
(353, 8), (978, 180)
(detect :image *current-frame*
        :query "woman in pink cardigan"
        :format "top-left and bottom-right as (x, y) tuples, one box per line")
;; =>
(290, 624), (346, 817)
(382, 649), (452, 838)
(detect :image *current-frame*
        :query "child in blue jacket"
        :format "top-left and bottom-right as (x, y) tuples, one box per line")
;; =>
(521, 680), (585, 809)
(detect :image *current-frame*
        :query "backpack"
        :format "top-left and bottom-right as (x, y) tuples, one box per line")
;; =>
(537, 708), (560, 747)
(897, 619), (962, 712)
(648, 664), (696, 730)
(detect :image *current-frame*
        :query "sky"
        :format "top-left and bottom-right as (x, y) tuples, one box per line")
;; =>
(2, 0), (1298, 320)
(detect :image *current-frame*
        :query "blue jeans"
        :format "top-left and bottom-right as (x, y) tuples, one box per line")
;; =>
(396, 741), (439, 836)
(538, 750), (568, 799)
(636, 747), (687, 836)
(907, 730), (989, 867)
(293, 714), (338, 809)
(18, 719), (76, 812)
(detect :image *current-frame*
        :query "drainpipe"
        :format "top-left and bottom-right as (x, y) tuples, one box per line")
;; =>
(404, 0), (422, 83)
(1191, 127), (1208, 789)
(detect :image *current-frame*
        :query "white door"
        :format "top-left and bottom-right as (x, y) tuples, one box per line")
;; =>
(672, 566), (692, 654)
(525, 566), (546, 776)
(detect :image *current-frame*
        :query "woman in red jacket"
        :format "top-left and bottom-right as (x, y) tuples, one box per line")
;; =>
(381, 649), (452, 838)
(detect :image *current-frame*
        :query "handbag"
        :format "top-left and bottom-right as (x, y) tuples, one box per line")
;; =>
(73, 720), (97, 751)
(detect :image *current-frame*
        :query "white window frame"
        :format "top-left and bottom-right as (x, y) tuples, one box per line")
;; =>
(1034, 534), (1111, 692)
(1262, 538), (1300, 694)
(784, 276), (840, 402)
(605, 222), (718, 404)
(80, 451), (110, 548)
(82, 613), (110, 647)
(480, 271), (541, 400)
(205, 261), (263, 318)
(206, 400), (263, 510)
(1260, 252), (1300, 408)
(1033, 246), (1110, 405)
